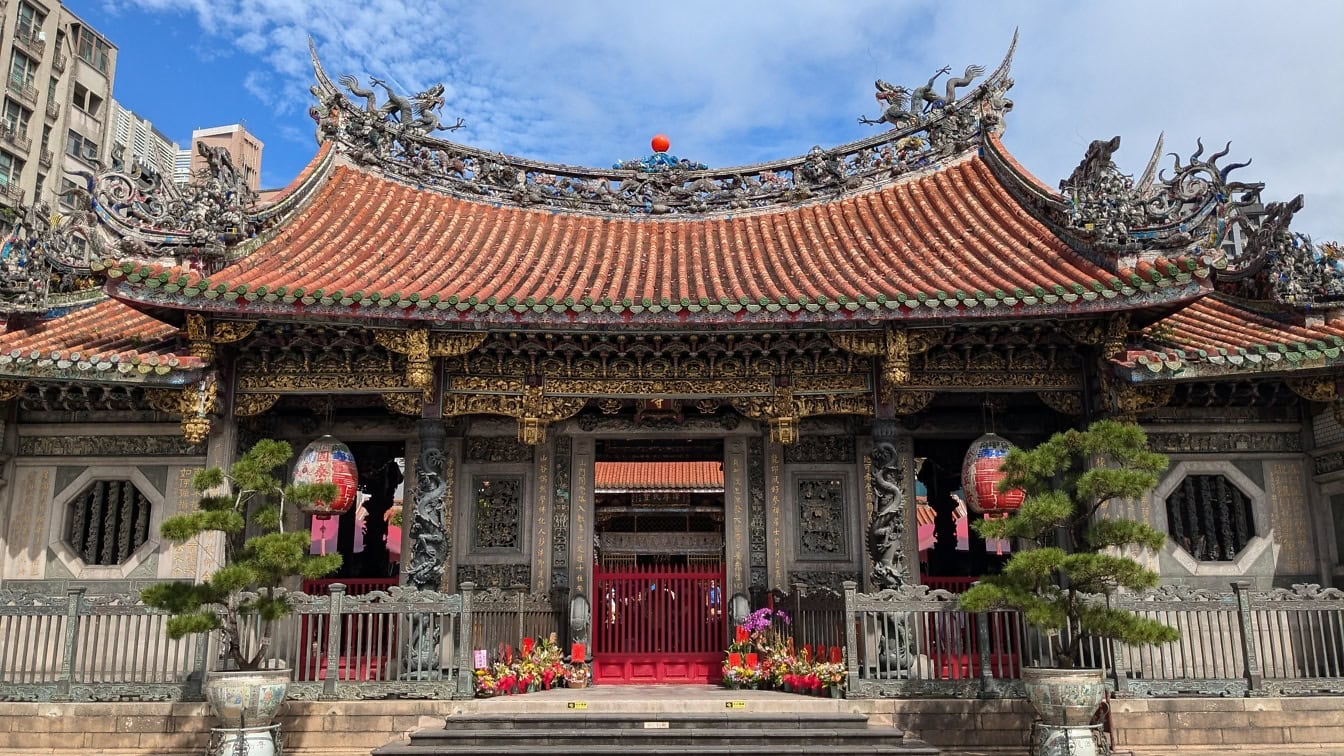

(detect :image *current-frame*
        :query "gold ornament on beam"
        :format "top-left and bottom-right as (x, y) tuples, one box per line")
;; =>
(210, 320), (258, 344)
(382, 392), (426, 417)
(184, 313), (213, 363)
(0, 380), (29, 401)
(145, 388), (184, 415)
(1286, 376), (1337, 404)
(769, 416), (799, 445)
(1037, 391), (1084, 416)
(1102, 373), (1173, 422)
(831, 326), (938, 394)
(179, 374), (218, 444)
(429, 332), (488, 357)
(890, 390), (935, 415)
(233, 393), (280, 417)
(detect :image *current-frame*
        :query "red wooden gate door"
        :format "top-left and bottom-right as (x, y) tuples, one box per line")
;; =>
(592, 563), (726, 683)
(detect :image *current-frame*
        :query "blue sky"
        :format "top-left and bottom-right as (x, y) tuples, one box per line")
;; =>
(74, 1), (1344, 240)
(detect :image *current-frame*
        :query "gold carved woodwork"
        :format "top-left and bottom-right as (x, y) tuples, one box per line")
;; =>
(1287, 377), (1337, 403)
(233, 393), (279, 417)
(147, 375), (219, 444)
(1102, 373), (1173, 422)
(430, 332), (487, 357)
(0, 380), (28, 401)
(731, 383), (871, 444)
(890, 391), (935, 415)
(832, 326), (938, 395)
(1068, 314), (1130, 357)
(598, 398), (623, 415)
(382, 392), (425, 417)
(1037, 391), (1084, 416)
(769, 417), (799, 445)
(236, 372), (407, 393)
(210, 320), (258, 344)
(442, 384), (586, 445)
(374, 327), (432, 390)
(144, 388), (182, 414)
(185, 313), (213, 363)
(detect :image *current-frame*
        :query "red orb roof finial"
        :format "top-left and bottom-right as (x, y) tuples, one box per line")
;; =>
(651, 134), (671, 153)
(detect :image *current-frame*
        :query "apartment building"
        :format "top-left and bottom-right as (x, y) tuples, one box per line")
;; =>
(109, 98), (178, 181)
(188, 123), (262, 191)
(0, 1), (116, 212)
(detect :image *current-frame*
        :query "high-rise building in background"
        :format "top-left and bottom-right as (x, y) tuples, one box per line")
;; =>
(0, 2), (117, 212)
(189, 123), (263, 191)
(173, 147), (192, 184)
(109, 99), (178, 181)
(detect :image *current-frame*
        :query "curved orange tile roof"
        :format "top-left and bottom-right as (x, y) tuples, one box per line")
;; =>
(108, 152), (1211, 327)
(594, 461), (724, 492)
(0, 298), (201, 383)
(1117, 296), (1344, 379)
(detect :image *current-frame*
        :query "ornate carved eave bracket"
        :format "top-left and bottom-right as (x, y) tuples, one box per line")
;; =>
(442, 379), (585, 445)
(1102, 374), (1173, 423)
(731, 382), (872, 444)
(831, 327), (939, 400)
(233, 393), (279, 417)
(890, 390), (935, 415)
(1068, 313), (1131, 360)
(1286, 376), (1337, 404)
(0, 380), (29, 401)
(184, 314), (259, 364)
(1037, 391), (1084, 416)
(374, 329), (486, 394)
(146, 373), (220, 443)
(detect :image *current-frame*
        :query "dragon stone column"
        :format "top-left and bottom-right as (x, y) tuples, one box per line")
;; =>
(403, 418), (448, 679)
(868, 419), (914, 589)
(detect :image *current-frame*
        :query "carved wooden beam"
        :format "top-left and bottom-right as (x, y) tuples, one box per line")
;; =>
(1102, 373), (1172, 422)
(185, 313), (212, 363)
(1286, 376), (1337, 403)
(1037, 391), (1084, 416)
(0, 380), (29, 401)
(374, 327), (432, 390)
(382, 392), (425, 417)
(146, 375), (219, 443)
(890, 390), (935, 415)
(832, 326), (938, 397)
(233, 393), (279, 417)
(441, 384), (585, 444)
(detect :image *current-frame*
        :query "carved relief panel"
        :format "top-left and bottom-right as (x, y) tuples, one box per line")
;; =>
(796, 476), (848, 559)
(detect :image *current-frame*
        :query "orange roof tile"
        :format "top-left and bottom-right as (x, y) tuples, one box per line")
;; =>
(0, 299), (202, 384)
(108, 153), (1211, 327)
(594, 461), (724, 493)
(1115, 296), (1344, 380)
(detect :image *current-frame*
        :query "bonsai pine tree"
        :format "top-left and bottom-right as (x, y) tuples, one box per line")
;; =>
(959, 420), (1180, 668)
(142, 439), (343, 671)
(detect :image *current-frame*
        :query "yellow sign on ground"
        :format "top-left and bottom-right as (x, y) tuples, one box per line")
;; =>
(567, 702), (588, 710)
(725, 701), (746, 709)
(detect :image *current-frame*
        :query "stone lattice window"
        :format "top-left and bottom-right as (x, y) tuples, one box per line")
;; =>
(797, 477), (846, 558)
(1165, 474), (1256, 561)
(473, 475), (522, 550)
(65, 480), (152, 566)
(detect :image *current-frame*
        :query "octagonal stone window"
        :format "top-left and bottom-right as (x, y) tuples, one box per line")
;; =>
(1164, 474), (1256, 562)
(65, 479), (153, 566)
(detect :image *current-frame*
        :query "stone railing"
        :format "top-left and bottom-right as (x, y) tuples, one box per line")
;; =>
(842, 580), (1344, 699)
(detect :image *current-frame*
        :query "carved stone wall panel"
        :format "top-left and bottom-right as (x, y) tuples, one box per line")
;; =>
(1268, 460), (1315, 575)
(163, 466), (207, 580)
(3, 467), (53, 579)
(1148, 431), (1303, 455)
(471, 475), (523, 551)
(456, 563), (531, 589)
(788, 570), (860, 595)
(465, 437), (534, 464)
(795, 476), (848, 559)
(783, 435), (855, 465)
(18, 436), (205, 457)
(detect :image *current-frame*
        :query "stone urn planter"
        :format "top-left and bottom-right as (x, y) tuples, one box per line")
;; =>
(1021, 667), (1106, 756)
(204, 667), (291, 756)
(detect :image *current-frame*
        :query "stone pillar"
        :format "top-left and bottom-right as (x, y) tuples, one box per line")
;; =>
(568, 437), (594, 650)
(868, 419), (915, 588)
(532, 436), (554, 594)
(723, 437), (750, 602)
(403, 418), (447, 679)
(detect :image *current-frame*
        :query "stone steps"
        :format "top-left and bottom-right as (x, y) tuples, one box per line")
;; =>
(372, 708), (939, 755)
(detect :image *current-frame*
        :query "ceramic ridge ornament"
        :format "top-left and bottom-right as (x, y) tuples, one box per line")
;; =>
(961, 432), (1026, 516)
(292, 435), (358, 519)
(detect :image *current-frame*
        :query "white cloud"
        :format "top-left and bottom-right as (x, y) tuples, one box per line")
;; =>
(126, 0), (1344, 239)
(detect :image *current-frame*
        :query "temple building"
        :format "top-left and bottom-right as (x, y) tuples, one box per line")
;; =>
(0, 36), (1341, 685)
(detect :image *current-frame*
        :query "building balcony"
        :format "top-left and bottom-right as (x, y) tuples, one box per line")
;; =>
(44, 99), (58, 120)
(0, 124), (32, 153)
(7, 76), (37, 106)
(39, 149), (52, 168)
(13, 26), (45, 58)
(0, 181), (24, 207)
(52, 52), (66, 73)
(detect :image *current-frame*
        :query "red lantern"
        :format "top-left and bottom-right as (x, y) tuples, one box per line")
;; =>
(292, 435), (359, 519)
(651, 133), (671, 153)
(961, 433), (1026, 516)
